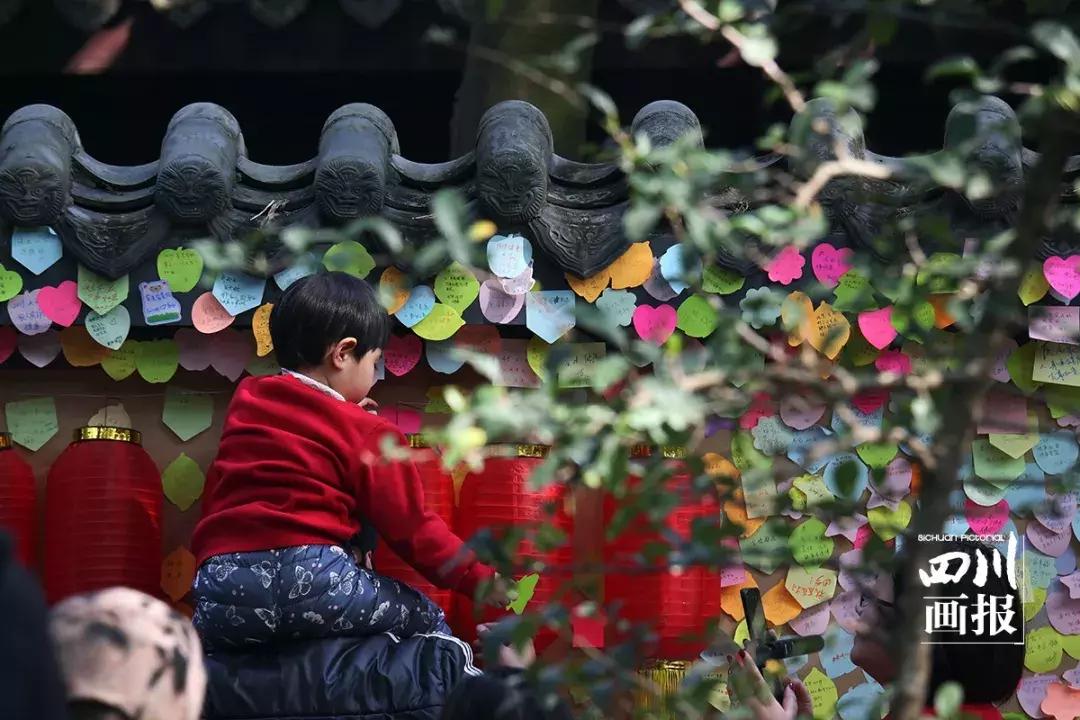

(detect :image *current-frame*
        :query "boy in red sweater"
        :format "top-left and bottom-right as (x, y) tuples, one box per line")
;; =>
(190, 271), (496, 649)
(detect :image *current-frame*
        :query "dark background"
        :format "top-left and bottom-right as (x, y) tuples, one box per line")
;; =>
(0, 1), (1056, 164)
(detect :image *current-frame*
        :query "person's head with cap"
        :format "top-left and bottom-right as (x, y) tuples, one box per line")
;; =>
(49, 587), (207, 720)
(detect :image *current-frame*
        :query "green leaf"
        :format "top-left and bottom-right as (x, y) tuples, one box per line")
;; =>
(717, 0), (748, 23)
(322, 240), (375, 279)
(625, 14), (656, 49)
(928, 156), (966, 189)
(737, 28), (777, 67)
(624, 203), (663, 242)
(432, 189), (470, 263)
(916, 253), (963, 293)
(990, 46), (1038, 76)
(589, 356), (631, 393)
(1033, 21), (1080, 65)
(927, 56), (980, 82)
(579, 83), (618, 119)
(933, 682), (964, 719)
(814, 59), (879, 113)
(834, 458), (859, 498)
(545, 33), (599, 75)
(507, 573), (540, 614)
(345, 217), (404, 254)
(1007, 342), (1043, 395)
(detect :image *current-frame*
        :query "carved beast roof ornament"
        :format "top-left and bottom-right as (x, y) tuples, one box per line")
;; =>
(786, 94), (1077, 262)
(0, 95), (1075, 282)
(0, 98), (714, 280)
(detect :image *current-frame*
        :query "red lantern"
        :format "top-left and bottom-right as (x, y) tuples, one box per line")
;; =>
(604, 448), (722, 660)
(0, 432), (37, 567)
(452, 445), (574, 649)
(43, 427), (162, 604)
(373, 435), (455, 616)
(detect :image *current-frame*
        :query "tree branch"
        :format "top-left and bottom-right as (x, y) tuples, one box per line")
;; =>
(677, 0), (806, 112)
(889, 106), (1074, 720)
(793, 156), (892, 210)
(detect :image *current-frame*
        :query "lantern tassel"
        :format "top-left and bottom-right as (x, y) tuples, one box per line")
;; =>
(637, 661), (689, 717)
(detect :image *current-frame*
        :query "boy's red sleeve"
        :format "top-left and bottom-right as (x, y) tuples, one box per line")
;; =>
(354, 424), (494, 598)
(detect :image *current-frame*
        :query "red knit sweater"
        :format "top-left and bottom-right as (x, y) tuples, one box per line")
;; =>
(191, 374), (493, 597)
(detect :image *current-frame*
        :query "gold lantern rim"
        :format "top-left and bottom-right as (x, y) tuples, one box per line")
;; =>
(408, 437), (552, 458)
(630, 444), (687, 459)
(642, 659), (691, 673)
(478, 443), (550, 458)
(408, 443), (686, 460)
(0, 432), (11, 449)
(512, 443), (548, 458)
(75, 426), (142, 445)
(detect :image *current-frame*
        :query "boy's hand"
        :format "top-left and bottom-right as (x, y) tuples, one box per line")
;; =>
(483, 574), (513, 608)
(476, 623), (536, 669)
(357, 398), (379, 414)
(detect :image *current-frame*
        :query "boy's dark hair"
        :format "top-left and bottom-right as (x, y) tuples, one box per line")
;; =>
(441, 668), (573, 720)
(270, 271), (391, 370)
(893, 539), (1024, 705)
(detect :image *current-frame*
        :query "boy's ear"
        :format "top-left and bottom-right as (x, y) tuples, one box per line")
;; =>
(329, 338), (359, 368)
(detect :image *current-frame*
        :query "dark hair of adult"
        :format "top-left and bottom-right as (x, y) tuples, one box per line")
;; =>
(0, 531), (67, 720)
(892, 539), (1024, 705)
(66, 700), (131, 720)
(269, 271), (391, 370)
(441, 668), (574, 720)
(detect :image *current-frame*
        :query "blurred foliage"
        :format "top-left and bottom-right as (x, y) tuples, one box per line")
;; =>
(195, 2), (1080, 717)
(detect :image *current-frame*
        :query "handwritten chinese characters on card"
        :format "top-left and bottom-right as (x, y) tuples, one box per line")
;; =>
(139, 281), (182, 326)
(5, 397), (59, 452)
(1034, 343), (1080, 387)
(556, 343), (605, 388)
(1031, 306), (1080, 345)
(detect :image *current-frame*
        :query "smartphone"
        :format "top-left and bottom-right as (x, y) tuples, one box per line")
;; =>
(739, 588), (825, 699)
(739, 588), (782, 698)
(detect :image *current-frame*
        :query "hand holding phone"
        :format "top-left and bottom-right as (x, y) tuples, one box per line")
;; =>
(728, 652), (814, 720)
(739, 589), (825, 701)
